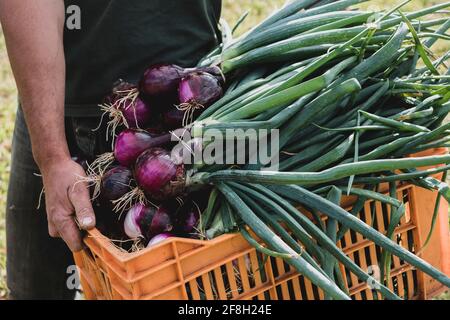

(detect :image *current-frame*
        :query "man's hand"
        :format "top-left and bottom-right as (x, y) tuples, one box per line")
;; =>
(41, 158), (96, 252)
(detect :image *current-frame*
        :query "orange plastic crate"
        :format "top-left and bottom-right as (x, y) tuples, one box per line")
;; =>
(74, 181), (449, 300)
(74, 149), (450, 300)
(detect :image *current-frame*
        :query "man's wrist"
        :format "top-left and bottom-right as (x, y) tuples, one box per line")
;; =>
(35, 151), (72, 173)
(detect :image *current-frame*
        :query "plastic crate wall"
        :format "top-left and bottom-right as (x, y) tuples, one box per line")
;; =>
(74, 182), (450, 300)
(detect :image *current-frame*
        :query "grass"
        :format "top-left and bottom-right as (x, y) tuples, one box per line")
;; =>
(0, 0), (448, 300)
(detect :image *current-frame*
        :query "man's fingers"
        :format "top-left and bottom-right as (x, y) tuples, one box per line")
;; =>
(46, 208), (60, 237)
(53, 213), (84, 252)
(68, 180), (96, 230)
(48, 220), (60, 238)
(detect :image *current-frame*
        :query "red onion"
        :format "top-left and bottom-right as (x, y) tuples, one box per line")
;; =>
(174, 204), (200, 235)
(178, 72), (223, 109)
(123, 204), (156, 239)
(150, 206), (174, 236)
(134, 148), (186, 201)
(114, 129), (172, 167)
(147, 233), (174, 247)
(101, 166), (133, 201)
(161, 198), (201, 236)
(119, 96), (152, 128)
(200, 66), (225, 84)
(106, 80), (136, 103)
(162, 107), (185, 130)
(140, 64), (224, 99)
(124, 204), (174, 239)
(140, 64), (186, 97)
(103, 80), (152, 129)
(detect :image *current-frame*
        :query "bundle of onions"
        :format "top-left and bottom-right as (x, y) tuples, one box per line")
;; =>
(92, 64), (225, 176)
(99, 64), (224, 137)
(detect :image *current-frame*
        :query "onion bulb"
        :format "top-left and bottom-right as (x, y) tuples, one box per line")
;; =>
(178, 72), (223, 109)
(140, 64), (186, 97)
(100, 166), (133, 201)
(124, 203), (174, 239)
(134, 148), (185, 201)
(147, 233), (174, 247)
(114, 129), (172, 167)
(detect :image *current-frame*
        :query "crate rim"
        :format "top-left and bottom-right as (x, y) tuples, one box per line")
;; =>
(84, 228), (242, 263)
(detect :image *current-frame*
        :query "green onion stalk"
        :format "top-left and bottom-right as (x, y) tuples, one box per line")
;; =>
(180, 2), (450, 299)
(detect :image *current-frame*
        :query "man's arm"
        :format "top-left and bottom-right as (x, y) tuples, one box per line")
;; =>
(0, 0), (95, 251)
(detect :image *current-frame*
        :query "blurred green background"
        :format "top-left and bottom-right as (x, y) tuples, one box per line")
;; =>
(0, 0), (448, 299)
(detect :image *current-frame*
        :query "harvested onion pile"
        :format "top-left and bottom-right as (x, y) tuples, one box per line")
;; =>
(87, 63), (224, 247)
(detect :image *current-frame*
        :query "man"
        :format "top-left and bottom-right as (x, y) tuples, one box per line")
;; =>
(0, 0), (221, 299)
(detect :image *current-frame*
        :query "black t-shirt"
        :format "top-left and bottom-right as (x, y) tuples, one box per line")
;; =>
(63, 0), (222, 116)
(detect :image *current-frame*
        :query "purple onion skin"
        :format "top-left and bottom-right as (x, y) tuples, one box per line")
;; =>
(199, 66), (225, 84)
(144, 118), (166, 135)
(120, 97), (152, 128)
(101, 166), (133, 201)
(104, 80), (152, 128)
(176, 209), (199, 235)
(150, 206), (173, 236)
(178, 72), (223, 108)
(124, 204), (173, 239)
(124, 203), (157, 239)
(140, 64), (224, 99)
(170, 199), (200, 235)
(134, 148), (185, 201)
(140, 64), (186, 97)
(162, 107), (185, 130)
(147, 233), (174, 247)
(114, 129), (171, 167)
(136, 204), (156, 230)
(163, 106), (205, 131)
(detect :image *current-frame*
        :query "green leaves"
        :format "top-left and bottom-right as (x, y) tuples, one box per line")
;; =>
(189, 0), (450, 301)
(398, 10), (439, 76)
